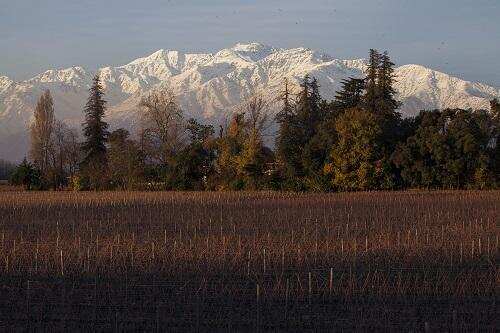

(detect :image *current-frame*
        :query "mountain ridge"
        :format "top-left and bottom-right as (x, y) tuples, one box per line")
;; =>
(1, 42), (499, 161)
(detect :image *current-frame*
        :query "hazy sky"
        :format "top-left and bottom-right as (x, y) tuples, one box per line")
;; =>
(1, 0), (498, 86)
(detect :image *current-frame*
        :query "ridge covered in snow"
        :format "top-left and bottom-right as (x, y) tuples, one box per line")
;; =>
(1, 42), (499, 160)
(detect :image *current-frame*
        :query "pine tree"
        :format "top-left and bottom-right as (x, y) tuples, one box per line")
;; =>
(276, 79), (302, 181)
(81, 74), (109, 188)
(276, 76), (324, 186)
(374, 51), (402, 147)
(334, 78), (365, 110)
(359, 50), (402, 189)
(296, 76), (322, 139)
(9, 159), (42, 190)
(363, 49), (381, 114)
(376, 51), (401, 117)
(300, 78), (332, 189)
(276, 76), (327, 189)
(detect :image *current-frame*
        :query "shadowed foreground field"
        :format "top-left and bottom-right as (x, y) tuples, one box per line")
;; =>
(0, 190), (498, 331)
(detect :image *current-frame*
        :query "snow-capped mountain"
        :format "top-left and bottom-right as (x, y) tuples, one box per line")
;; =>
(1, 42), (499, 161)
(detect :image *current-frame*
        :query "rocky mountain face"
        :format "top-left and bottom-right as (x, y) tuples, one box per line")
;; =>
(1, 42), (498, 161)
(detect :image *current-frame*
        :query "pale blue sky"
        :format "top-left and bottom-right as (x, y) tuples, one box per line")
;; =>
(1, 0), (498, 86)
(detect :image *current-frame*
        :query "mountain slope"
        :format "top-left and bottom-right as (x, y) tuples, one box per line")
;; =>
(1, 42), (499, 161)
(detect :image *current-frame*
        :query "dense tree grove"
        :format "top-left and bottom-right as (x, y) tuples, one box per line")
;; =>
(9, 51), (500, 191)
(21, 90), (80, 189)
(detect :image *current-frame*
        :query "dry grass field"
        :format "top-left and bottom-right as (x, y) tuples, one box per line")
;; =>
(0, 190), (498, 331)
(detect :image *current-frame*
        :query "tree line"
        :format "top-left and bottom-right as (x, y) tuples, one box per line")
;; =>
(9, 50), (500, 191)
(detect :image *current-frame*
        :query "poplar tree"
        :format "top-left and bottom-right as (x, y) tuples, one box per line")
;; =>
(214, 113), (246, 190)
(30, 90), (55, 178)
(237, 94), (270, 189)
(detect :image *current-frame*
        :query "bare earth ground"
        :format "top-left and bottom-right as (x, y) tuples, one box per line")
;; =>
(0, 190), (498, 331)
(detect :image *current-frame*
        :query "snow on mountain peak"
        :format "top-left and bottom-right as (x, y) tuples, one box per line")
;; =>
(0, 76), (13, 92)
(29, 66), (88, 86)
(227, 42), (276, 62)
(128, 49), (177, 67)
(232, 42), (272, 52)
(0, 43), (499, 161)
(341, 59), (368, 72)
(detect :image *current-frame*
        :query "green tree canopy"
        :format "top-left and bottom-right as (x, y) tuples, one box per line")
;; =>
(325, 108), (382, 191)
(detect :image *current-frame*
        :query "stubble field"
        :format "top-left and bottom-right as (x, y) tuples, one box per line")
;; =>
(0, 190), (498, 331)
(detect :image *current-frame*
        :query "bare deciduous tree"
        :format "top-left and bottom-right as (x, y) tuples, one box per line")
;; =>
(139, 87), (186, 164)
(240, 93), (272, 138)
(52, 121), (80, 182)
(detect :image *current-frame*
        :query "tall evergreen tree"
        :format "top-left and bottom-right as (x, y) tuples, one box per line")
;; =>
(300, 78), (332, 190)
(295, 76), (323, 140)
(377, 51), (402, 138)
(363, 49), (381, 114)
(358, 50), (402, 188)
(9, 159), (42, 190)
(276, 79), (302, 182)
(80, 74), (109, 188)
(276, 76), (325, 189)
(334, 77), (365, 110)
(376, 51), (401, 117)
